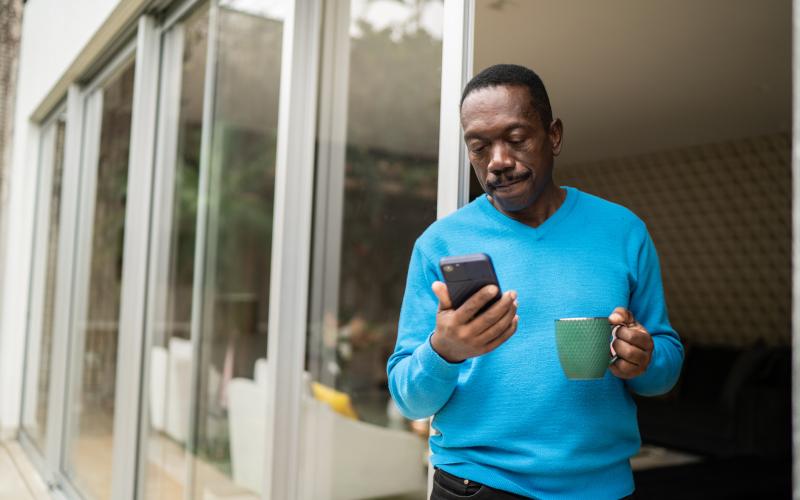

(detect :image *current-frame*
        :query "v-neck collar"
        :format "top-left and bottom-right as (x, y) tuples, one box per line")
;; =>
(476, 186), (580, 241)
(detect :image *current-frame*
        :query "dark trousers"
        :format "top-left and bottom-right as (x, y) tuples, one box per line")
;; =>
(430, 468), (636, 500)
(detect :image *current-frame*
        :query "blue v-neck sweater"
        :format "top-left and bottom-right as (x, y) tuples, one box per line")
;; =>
(388, 187), (683, 499)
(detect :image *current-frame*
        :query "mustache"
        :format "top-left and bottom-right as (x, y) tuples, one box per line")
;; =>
(486, 170), (532, 189)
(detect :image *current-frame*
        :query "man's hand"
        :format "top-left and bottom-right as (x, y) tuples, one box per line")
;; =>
(608, 307), (654, 379)
(429, 281), (518, 363)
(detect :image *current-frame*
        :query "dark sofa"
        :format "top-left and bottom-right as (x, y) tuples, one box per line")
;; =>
(634, 340), (791, 459)
(631, 341), (791, 499)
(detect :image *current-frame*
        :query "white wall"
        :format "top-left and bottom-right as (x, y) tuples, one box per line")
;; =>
(474, 0), (791, 166)
(0, 0), (123, 436)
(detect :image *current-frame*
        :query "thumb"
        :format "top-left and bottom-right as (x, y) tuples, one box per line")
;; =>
(432, 281), (453, 311)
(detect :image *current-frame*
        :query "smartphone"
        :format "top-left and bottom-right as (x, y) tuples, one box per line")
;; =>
(439, 253), (502, 314)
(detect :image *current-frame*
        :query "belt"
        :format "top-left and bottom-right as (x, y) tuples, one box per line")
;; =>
(433, 468), (636, 500)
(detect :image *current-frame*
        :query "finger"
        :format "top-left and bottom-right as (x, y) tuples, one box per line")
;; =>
(614, 326), (653, 351)
(611, 338), (649, 366)
(609, 358), (641, 379)
(431, 281), (453, 311)
(608, 306), (635, 326)
(476, 304), (516, 344)
(454, 285), (502, 323)
(466, 290), (517, 330)
(481, 315), (519, 354)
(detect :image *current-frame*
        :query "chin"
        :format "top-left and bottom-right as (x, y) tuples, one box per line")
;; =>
(492, 192), (536, 213)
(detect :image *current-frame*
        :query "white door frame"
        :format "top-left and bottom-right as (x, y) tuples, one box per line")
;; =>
(437, 0), (474, 218)
(110, 15), (162, 500)
(791, 1), (799, 496)
(17, 105), (65, 488)
(58, 38), (142, 500)
(261, 0), (323, 498)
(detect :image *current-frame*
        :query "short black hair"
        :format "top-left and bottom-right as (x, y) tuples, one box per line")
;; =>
(461, 64), (553, 128)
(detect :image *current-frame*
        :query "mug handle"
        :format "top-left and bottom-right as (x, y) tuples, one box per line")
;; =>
(609, 324), (623, 365)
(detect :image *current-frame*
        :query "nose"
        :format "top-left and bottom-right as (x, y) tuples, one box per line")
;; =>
(487, 142), (514, 174)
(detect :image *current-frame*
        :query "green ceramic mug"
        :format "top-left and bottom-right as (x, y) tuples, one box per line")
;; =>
(555, 317), (622, 380)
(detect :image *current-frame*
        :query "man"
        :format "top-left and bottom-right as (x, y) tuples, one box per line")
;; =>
(387, 64), (684, 499)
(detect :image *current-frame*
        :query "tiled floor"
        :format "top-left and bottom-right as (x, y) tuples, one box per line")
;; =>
(0, 433), (701, 500)
(0, 441), (50, 500)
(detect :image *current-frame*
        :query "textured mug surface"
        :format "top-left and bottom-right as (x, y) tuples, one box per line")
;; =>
(555, 317), (614, 380)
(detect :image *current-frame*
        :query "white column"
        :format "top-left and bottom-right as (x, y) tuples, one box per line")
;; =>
(110, 15), (161, 500)
(262, 1), (323, 499)
(437, 0), (474, 219)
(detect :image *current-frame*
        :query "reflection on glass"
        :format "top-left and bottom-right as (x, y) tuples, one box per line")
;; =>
(190, 2), (284, 498)
(22, 116), (67, 452)
(66, 61), (135, 500)
(144, 6), (208, 500)
(306, 0), (443, 498)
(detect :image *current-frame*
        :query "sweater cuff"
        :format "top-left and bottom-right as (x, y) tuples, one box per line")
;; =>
(626, 336), (682, 396)
(415, 331), (462, 381)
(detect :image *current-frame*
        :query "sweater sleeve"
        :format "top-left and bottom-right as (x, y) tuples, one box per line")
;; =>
(387, 242), (461, 419)
(626, 226), (685, 396)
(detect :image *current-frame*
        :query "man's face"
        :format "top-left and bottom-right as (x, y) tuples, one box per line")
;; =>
(461, 85), (562, 213)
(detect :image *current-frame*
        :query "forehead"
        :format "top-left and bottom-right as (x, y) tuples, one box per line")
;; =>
(460, 85), (538, 130)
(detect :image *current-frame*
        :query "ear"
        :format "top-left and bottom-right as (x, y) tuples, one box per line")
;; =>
(549, 118), (564, 156)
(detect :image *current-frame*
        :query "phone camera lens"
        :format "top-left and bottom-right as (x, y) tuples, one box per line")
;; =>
(443, 265), (454, 273)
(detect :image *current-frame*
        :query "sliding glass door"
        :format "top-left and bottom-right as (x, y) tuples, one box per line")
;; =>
(303, 1), (444, 498)
(141, 6), (209, 499)
(141, 1), (287, 498)
(21, 110), (67, 457)
(63, 56), (137, 500)
(19, 1), (460, 498)
(189, 3), (284, 496)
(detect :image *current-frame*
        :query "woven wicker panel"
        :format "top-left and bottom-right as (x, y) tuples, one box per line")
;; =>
(557, 134), (790, 347)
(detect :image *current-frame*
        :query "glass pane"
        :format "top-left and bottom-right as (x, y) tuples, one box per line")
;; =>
(143, 5), (208, 500)
(22, 115), (67, 452)
(305, 0), (443, 498)
(190, 2), (286, 498)
(65, 60), (136, 500)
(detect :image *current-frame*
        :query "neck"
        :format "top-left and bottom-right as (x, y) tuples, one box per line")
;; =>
(490, 182), (566, 228)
